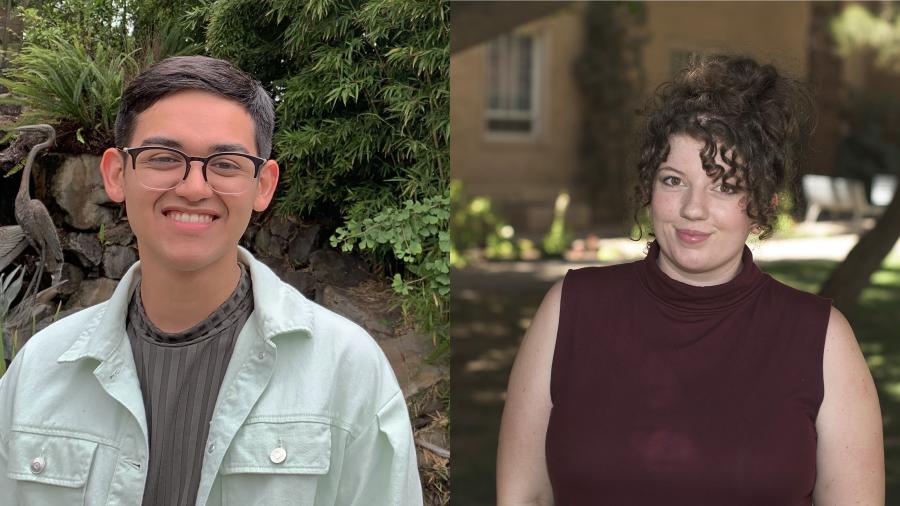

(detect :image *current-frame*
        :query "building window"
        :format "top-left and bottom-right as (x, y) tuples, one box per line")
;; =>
(485, 32), (539, 137)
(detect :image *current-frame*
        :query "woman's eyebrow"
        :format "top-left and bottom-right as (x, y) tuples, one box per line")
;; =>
(657, 165), (684, 174)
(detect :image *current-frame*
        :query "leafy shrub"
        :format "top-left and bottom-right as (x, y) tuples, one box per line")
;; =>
(198, 0), (450, 350)
(0, 35), (138, 151)
(450, 180), (522, 263)
(16, 1), (130, 54)
(332, 193), (450, 354)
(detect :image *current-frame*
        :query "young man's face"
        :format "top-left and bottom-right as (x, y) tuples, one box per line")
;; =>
(100, 90), (278, 274)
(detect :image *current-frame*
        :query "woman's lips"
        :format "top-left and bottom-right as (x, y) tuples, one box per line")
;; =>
(676, 229), (711, 244)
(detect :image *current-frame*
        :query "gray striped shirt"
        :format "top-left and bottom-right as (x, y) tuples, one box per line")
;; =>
(126, 264), (253, 506)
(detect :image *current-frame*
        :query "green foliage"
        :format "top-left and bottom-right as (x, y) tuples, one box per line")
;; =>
(2, 0), (450, 351)
(774, 191), (796, 234)
(630, 206), (653, 240)
(97, 223), (108, 246)
(200, 0), (449, 347)
(16, 0), (131, 54)
(832, 4), (900, 72)
(0, 35), (138, 150)
(1, 1), (200, 150)
(542, 193), (573, 257)
(450, 180), (522, 263)
(332, 192), (449, 354)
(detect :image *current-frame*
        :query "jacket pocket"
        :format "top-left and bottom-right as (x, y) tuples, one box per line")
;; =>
(220, 420), (331, 506)
(6, 430), (98, 505)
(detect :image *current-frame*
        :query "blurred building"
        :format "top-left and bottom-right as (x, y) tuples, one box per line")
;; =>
(451, 2), (876, 236)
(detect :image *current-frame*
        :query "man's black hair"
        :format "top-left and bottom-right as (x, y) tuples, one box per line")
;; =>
(114, 56), (275, 158)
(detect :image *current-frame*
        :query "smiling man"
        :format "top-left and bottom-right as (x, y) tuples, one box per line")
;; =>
(0, 56), (423, 505)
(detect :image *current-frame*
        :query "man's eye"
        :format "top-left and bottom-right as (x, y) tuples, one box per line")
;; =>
(211, 160), (242, 171)
(147, 156), (181, 164)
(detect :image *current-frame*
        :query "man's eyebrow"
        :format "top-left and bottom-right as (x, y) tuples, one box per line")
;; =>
(140, 136), (182, 148)
(138, 137), (252, 155)
(211, 143), (251, 154)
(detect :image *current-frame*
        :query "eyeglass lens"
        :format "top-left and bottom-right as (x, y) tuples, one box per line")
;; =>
(133, 148), (257, 194)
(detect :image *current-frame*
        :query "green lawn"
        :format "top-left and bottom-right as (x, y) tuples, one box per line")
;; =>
(761, 252), (900, 501)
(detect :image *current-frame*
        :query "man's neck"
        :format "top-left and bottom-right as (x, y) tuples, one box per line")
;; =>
(138, 254), (243, 333)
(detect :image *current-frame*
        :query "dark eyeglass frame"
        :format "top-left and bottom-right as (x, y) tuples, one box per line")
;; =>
(117, 145), (267, 192)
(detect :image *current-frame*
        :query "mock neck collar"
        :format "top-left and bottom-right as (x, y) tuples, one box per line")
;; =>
(636, 240), (767, 316)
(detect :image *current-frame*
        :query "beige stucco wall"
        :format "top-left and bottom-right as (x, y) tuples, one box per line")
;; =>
(452, 2), (813, 235)
(641, 2), (809, 91)
(451, 5), (588, 233)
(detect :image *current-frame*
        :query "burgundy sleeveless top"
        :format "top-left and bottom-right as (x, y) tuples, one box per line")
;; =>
(546, 241), (832, 505)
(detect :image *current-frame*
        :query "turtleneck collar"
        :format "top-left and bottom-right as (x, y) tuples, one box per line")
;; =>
(636, 240), (768, 316)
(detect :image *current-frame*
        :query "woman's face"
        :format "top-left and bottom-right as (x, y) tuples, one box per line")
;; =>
(650, 134), (755, 286)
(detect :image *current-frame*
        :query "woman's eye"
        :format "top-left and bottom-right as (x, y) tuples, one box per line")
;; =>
(716, 183), (740, 194)
(660, 176), (682, 186)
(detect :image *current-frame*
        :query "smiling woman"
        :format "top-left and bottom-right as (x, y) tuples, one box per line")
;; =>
(497, 55), (885, 505)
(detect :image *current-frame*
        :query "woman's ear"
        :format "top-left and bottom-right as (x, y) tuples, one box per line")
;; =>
(99, 147), (126, 203)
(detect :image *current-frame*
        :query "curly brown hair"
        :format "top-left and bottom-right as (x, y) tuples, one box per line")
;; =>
(634, 54), (815, 239)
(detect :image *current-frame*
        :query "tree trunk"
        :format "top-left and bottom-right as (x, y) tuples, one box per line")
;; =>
(819, 190), (900, 309)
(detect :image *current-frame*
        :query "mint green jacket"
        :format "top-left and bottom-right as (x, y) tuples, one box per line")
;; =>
(0, 248), (423, 505)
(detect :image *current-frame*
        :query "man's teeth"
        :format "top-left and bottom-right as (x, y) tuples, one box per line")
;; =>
(168, 212), (214, 223)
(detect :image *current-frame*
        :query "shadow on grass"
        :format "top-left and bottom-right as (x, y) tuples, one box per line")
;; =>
(762, 260), (900, 502)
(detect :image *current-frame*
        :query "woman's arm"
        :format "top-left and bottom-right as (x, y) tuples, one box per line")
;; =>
(813, 307), (884, 505)
(497, 280), (563, 506)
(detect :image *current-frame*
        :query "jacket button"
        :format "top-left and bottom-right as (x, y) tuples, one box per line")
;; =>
(269, 447), (287, 464)
(207, 444), (215, 454)
(30, 457), (45, 474)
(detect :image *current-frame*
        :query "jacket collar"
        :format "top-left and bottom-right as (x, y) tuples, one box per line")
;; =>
(58, 246), (314, 364)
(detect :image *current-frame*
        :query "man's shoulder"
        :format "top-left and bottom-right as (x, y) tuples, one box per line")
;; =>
(15, 302), (108, 363)
(272, 279), (386, 364)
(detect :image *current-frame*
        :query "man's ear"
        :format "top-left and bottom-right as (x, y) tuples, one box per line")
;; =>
(253, 159), (279, 212)
(99, 147), (126, 203)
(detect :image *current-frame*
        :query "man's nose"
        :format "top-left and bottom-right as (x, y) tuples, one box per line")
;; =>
(174, 161), (213, 199)
(680, 187), (708, 220)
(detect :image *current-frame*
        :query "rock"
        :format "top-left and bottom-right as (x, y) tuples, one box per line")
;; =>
(51, 154), (118, 230)
(253, 226), (288, 259)
(317, 284), (395, 338)
(102, 246), (138, 280)
(68, 277), (118, 309)
(283, 270), (316, 299)
(65, 232), (103, 267)
(288, 224), (320, 266)
(104, 222), (134, 246)
(378, 332), (447, 399)
(240, 223), (259, 249)
(57, 263), (84, 297)
(309, 249), (370, 288)
(268, 215), (295, 240)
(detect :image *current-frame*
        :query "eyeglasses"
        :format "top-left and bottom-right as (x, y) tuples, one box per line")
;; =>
(118, 146), (266, 195)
